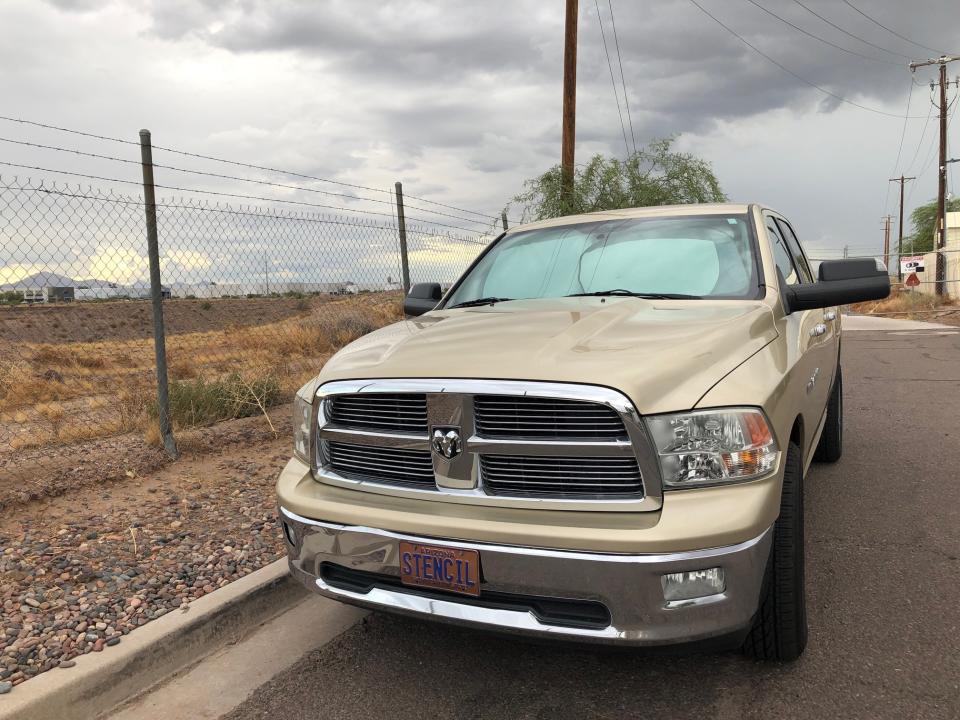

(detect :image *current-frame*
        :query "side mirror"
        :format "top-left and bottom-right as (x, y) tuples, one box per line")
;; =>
(403, 282), (443, 317)
(782, 259), (890, 313)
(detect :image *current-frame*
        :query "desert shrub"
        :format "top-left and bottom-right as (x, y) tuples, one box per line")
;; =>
(200, 301), (212, 311)
(160, 372), (283, 428)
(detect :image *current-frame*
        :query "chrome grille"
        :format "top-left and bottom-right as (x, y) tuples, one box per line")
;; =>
(326, 441), (436, 490)
(474, 395), (627, 440)
(329, 393), (428, 434)
(314, 380), (658, 511)
(480, 455), (643, 499)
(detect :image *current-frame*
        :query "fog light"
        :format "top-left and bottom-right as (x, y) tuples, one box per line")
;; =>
(661, 567), (725, 602)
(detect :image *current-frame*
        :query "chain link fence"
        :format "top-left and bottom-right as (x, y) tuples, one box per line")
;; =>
(0, 148), (497, 480)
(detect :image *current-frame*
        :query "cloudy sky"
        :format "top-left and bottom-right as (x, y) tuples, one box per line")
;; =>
(0, 0), (958, 287)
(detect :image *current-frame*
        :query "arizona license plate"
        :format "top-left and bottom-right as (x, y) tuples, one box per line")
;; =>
(399, 541), (480, 597)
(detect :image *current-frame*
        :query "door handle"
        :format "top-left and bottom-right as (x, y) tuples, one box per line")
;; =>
(810, 323), (827, 337)
(824, 311), (837, 322)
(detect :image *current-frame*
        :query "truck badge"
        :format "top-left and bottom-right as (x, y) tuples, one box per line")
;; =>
(431, 427), (462, 459)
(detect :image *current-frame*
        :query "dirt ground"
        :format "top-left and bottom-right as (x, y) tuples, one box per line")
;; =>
(0, 295), (328, 346)
(0, 405), (291, 510)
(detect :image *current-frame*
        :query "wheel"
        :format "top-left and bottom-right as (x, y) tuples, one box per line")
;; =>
(814, 365), (843, 463)
(743, 440), (807, 661)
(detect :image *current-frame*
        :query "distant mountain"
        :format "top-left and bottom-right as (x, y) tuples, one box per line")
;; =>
(0, 271), (77, 291)
(74, 278), (123, 289)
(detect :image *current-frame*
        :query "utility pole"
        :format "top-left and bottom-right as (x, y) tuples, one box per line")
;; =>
(888, 175), (915, 280)
(843, 244), (849, 259)
(909, 56), (960, 296)
(560, 0), (578, 211)
(882, 215), (892, 274)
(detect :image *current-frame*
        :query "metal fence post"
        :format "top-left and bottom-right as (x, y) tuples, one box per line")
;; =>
(139, 129), (179, 459)
(501, 211), (509, 232)
(394, 181), (411, 294)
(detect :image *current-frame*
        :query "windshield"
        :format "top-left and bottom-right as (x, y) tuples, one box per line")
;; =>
(444, 214), (758, 307)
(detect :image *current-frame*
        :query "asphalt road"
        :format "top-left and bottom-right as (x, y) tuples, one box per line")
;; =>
(228, 319), (960, 720)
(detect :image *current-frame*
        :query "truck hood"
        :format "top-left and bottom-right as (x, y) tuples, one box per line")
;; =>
(317, 297), (778, 414)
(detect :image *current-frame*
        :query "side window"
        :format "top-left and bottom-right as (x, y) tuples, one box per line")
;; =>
(775, 219), (814, 284)
(766, 218), (799, 285)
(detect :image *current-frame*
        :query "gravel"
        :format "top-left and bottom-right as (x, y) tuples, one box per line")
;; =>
(0, 451), (288, 689)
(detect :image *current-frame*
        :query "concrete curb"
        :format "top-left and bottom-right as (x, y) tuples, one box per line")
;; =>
(0, 559), (306, 720)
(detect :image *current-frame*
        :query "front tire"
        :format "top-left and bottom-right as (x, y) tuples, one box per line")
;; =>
(743, 440), (807, 661)
(814, 366), (843, 463)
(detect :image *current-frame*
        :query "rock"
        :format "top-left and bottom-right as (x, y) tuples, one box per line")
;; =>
(106, 637), (120, 647)
(0, 681), (11, 694)
(58, 660), (76, 669)
(128, 598), (142, 609)
(24, 598), (40, 608)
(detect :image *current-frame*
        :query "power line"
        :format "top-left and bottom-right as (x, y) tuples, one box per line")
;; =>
(606, 0), (637, 154)
(789, 0), (911, 60)
(743, 0), (900, 66)
(907, 96), (959, 206)
(840, 0), (949, 57)
(686, 0), (925, 118)
(594, 0), (631, 157)
(904, 95), (936, 175)
(884, 78), (914, 217)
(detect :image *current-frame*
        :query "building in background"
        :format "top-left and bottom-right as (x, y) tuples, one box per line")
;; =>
(918, 212), (960, 300)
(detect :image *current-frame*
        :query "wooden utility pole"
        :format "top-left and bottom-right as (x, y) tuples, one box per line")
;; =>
(882, 215), (892, 274)
(888, 175), (915, 281)
(560, 0), (578, 211)
(910, 56), (960, 296)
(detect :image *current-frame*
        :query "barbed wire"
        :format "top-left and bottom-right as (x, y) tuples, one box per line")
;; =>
(0, 136), (503, 227)
(0, 179), (495, 245)
(0, 114), (512, 223)
(0, 161), (499, 235)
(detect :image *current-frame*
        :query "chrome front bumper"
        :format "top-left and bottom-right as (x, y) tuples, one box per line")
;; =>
(280, 506), (772, 646)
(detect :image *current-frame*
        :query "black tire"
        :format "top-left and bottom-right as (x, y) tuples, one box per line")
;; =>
(743, 441), (807, 661)
(814, 365), (843, 463)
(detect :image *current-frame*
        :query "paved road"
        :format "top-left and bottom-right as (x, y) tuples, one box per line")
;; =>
(228, 319), (960, 720)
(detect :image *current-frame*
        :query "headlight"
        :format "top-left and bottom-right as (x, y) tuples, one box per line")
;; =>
(645, 408), (779, 489)
(293, 384), (314, 464)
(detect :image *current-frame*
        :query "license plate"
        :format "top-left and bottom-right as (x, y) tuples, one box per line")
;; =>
(399, 541), (480, 597)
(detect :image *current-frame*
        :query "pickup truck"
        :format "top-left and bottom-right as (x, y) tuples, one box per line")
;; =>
(278, 203), (889, 660)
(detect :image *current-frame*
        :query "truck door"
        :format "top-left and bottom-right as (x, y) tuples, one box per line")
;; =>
(764, 214), (829, 460)
(776, 216), (838, 411)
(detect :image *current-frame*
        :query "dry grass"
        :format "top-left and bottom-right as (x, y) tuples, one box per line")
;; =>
(851, 288), (957, 317)
(0, 293), (404, 453)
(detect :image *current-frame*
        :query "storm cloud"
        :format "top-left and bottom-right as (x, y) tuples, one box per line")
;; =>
(1, 0), (958, 281)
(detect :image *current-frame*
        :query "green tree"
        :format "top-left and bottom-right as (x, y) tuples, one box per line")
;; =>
(907, 197), (960, 254)
(510, 138), (727, 221)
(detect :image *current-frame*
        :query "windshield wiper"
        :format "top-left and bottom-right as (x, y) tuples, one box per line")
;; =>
(566, 289), (702, 300)
(448, 296), (514, 309)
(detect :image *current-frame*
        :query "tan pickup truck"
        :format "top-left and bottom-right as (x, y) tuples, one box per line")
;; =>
(278, 204), (889, 660)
